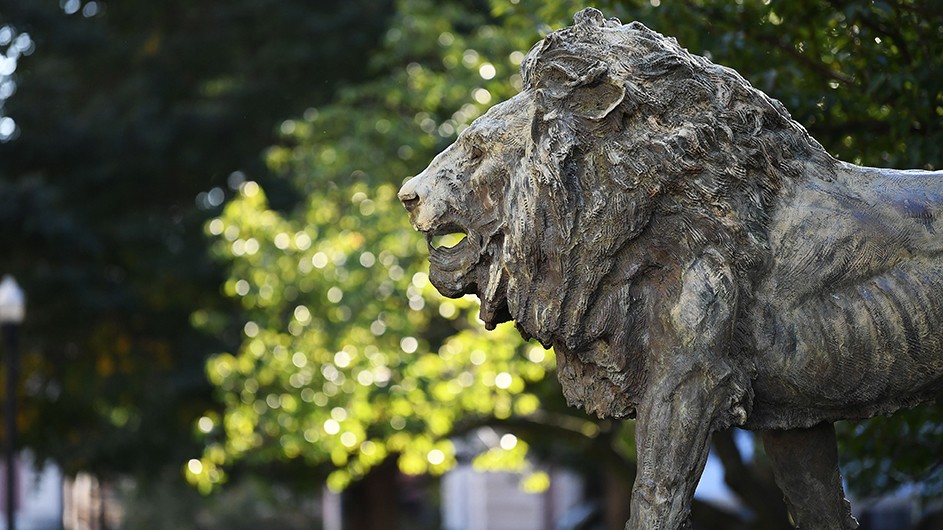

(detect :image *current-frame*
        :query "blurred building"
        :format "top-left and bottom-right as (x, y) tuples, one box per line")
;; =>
(442, 465), (584, 530)
(0, 451), (62, 530)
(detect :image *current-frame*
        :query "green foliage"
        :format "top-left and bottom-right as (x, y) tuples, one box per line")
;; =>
(193, 156), (555, 493)
(190, 0), (557, 493)
(839, 410), (943, 498)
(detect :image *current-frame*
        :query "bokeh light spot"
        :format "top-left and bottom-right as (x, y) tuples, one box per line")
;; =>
(400, 336), (418, 354)
(197, 416), (214, 434)
(334, 350), (351, 368)
(470, 350), (486, 366)
(359, 252), (376, 268)
(208, 219), (224, 236)
(323, 419), (340, 435)
(291, 352), (307, 368)
(427, 449), (445, 465)
(274, 233), (290, 249)
(438, 301), (457, 319)
(526, 346), (545, 363)
(312, 252), (329, 269)
(473, 88), (492, 105)
(187, 459), (203, 475)
(240, 181), (260, 197)
(340, 432), (357, 448)
(327, 287), (344, 303)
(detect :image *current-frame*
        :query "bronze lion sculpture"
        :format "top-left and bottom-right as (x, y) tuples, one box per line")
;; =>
(399, 8), (942, 530)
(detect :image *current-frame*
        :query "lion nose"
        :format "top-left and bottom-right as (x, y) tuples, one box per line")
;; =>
(398, 180), (422, 213)
(400, 191), (420, 213)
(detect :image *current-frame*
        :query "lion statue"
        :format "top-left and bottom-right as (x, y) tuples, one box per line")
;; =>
(399, 8), (943, 530)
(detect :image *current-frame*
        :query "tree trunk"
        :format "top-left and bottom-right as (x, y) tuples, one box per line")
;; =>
(604, 466), (632, 530)
(345, 459), (398, 530)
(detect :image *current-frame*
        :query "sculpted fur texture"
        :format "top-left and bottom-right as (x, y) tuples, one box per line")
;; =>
(399, 8), (942, 530)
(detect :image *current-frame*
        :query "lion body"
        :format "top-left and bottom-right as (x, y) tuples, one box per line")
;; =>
(400, 9), (940, 529)
(747, 163), (943, 429)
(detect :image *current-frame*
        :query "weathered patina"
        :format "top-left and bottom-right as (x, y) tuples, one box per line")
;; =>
(399, 8), (943, 529)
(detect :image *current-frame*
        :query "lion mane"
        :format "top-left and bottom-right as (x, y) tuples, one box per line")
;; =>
(499, 9), (838, 418)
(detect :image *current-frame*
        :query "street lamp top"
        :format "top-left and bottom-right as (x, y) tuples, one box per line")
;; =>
(0, 275), (25, 324)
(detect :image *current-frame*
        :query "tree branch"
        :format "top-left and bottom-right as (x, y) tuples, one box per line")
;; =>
(690, 499), (752, 530)
(712, 429), (792, 530)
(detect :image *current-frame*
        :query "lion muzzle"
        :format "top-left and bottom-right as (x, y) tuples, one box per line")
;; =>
(398, 178), (421, 213)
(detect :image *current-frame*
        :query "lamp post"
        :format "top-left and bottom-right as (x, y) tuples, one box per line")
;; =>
(0, 275), (24, 530)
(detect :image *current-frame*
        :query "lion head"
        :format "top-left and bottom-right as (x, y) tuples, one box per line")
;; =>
(400, 8), (835, 418)
(398, 95), (533, 328)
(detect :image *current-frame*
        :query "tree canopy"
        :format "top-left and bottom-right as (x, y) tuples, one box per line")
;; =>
(187, 0), (559, 494)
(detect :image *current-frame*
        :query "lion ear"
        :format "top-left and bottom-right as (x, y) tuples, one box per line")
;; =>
(566, 79), (625, 120)
(535, 61), (625, 121)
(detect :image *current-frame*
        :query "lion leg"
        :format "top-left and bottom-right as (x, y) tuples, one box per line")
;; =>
(625, 375), (720, 530)
(625, 250), (750, 530)
(760, 423), (859, 530)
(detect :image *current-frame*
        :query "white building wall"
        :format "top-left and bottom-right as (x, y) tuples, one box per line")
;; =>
(442, 464), (583, 530)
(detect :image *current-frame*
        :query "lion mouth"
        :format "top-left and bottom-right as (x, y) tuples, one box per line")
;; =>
(424, 222), (479, 298)
(426, 223), (469, 254)
(424, 221), (511, 329)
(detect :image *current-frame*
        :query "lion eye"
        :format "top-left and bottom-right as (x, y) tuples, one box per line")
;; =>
(469, 145), (484, 160)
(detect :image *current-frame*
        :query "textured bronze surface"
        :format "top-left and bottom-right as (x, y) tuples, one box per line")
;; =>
(400, 8), (940, 529)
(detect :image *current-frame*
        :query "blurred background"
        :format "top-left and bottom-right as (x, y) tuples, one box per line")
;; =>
(0, 0), (941, 529)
